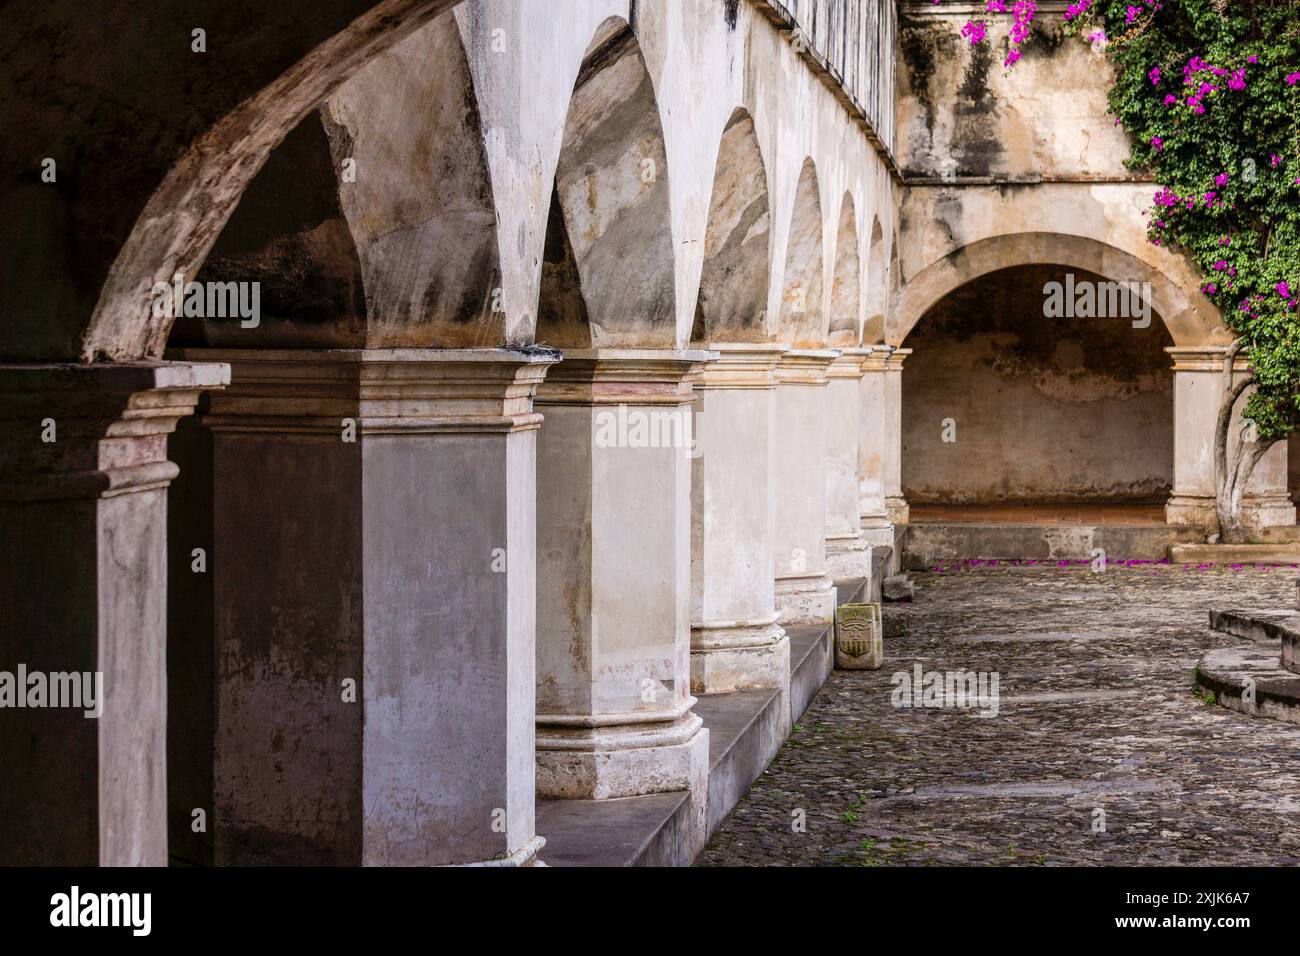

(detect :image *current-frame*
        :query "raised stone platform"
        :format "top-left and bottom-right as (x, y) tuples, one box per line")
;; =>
(902, 521), (1202, 565)
(536, 577), (865, 865)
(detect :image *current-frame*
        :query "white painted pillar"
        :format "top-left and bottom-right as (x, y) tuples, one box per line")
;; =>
(825, 349), (873, 579)
(1166, 346), (1295, 530)
(690, 343), (789, 699)
(179, 348), (555, 867)
(858, 348), (893, 548)
(884, 348), (911, 524)
(773, 349), (839, 624)
(534, 349), (713, 851)
(0, 361), (227, 865)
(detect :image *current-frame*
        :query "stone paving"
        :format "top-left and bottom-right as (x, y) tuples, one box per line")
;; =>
(698, 561), (1300, 866)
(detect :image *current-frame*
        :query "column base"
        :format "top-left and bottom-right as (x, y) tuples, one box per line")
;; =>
(1165, 494), (1215, 528)
(536, 712), (709, 857)
(690, 617), (790, 695)
(1243, 495), (1297, 530)
(774, 573), (836, 625)
(1167, 494), (1298, 532)
(826, 531), (872, 579)
(886, 496), (910, 524)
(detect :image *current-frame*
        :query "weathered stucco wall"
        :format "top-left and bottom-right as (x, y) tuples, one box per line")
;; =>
(891, 4), (1226, 350)
(902, 265), (1174, 503)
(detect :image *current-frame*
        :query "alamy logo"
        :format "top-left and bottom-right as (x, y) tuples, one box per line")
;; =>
(890, 663), (1000, 718)
(150, 272), (261, 328)
(594, 405), (701, 458)
(50, 886), (151, 936)
(0, 664), (102, 718)
(1042, 273), (1152, 329)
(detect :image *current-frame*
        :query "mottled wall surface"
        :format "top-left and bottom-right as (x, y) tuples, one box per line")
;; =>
(902, 265), (1174, 504)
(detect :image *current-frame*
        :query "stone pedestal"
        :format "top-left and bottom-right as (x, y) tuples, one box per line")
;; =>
(0, 361), (228, 865)
(177, 348), (555, 867)
(884, 348), (911, 525)
(1166, 347), (1296, 531)
(858, 348), (893, 549)
(825, 350), (873, 579)
(534, 349), (713, 852)
(773, 349), (839, 625)
(690, 343), (790, 700)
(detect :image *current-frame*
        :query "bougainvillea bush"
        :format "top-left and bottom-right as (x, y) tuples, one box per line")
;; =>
(943, 0), (1299, 536)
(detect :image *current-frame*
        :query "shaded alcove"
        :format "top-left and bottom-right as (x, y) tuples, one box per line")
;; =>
(901, 264), (1175, 505)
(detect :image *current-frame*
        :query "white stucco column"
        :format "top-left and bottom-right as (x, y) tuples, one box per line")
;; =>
(177, 348), (555, 867)
(858, 348), (893, 548)
(826, 349), (873, 579)
(884, 348), (911, 524)
(1166, 346), (1295, 530)
(534, 349), (714, 850)
(0, 361), (227, 865)
(773, 349), (839, 624)
(690, 343), (790, 699)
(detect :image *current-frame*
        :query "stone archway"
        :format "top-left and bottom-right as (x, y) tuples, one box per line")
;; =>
(890, 231), (1229, 349)
(901, 263), (1177, 510)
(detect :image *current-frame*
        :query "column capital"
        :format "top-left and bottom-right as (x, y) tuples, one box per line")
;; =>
(0, 360), (228, 502)
(537, 348), (717, 405)
(885, 347), (913, 371)
(694, 342), (790, 390)
(775, 348), (839, 386)
(828, 349), (871, 380)
(1165, 345), (1250, 373)
(174, 347), (559, 434)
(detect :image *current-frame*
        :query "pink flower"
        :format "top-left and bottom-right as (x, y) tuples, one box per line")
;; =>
(1005, 49), (1023, 67)
(1286, 73), (1300, 86)
(1149, 67), (1161, 85)
(1247, 55), (1258, 64)
(1164, 94), (1177, 105)
(1214, 172), (1229, 187)
(987, 0), (1007, 11)
(1228, 69), (1246, 91)
(1126, 5), (1140, 24)
(1272, 154), (1283, 167)
(1279, 282), (1294, 300)
(1151, 135), (1163, 152)
(961, 20), (987, 45)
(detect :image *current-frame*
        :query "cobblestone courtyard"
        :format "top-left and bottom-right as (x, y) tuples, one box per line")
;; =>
(700, 562), (1300, 866)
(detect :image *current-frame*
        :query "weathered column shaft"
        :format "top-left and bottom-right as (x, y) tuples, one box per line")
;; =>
(773, 349), (839, 625)
(825, 349), (872, 579)
(884, 348), (911, 524)
(1166, 347), (1296, 530)
(690, 343), (789, 698)
(0, 361), (228, 865)
(177, 348), (554, 867)
(858, 349), (893, 548)
(534, 349), (712, 849)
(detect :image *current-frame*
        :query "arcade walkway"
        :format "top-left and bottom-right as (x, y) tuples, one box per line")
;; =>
(699, 562), (1300, 866)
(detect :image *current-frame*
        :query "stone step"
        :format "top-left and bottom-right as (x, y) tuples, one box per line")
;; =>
(1171, 543), (1300, 565)
(536, 791), (692, 867)
(1209, 609), (1300, 675)
(1194, 644), (1300, 725)
(695, 688), (786, 839)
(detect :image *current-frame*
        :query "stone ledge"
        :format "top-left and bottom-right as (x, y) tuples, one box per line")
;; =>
(1171, 543), (1300, 565)
(1194, 646), (1300, 725)
(535, 605), (848, 866)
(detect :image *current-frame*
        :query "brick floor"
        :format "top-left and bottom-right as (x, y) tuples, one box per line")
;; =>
(698, 563), (1300, 866)
(909, 503), (1167, 526)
